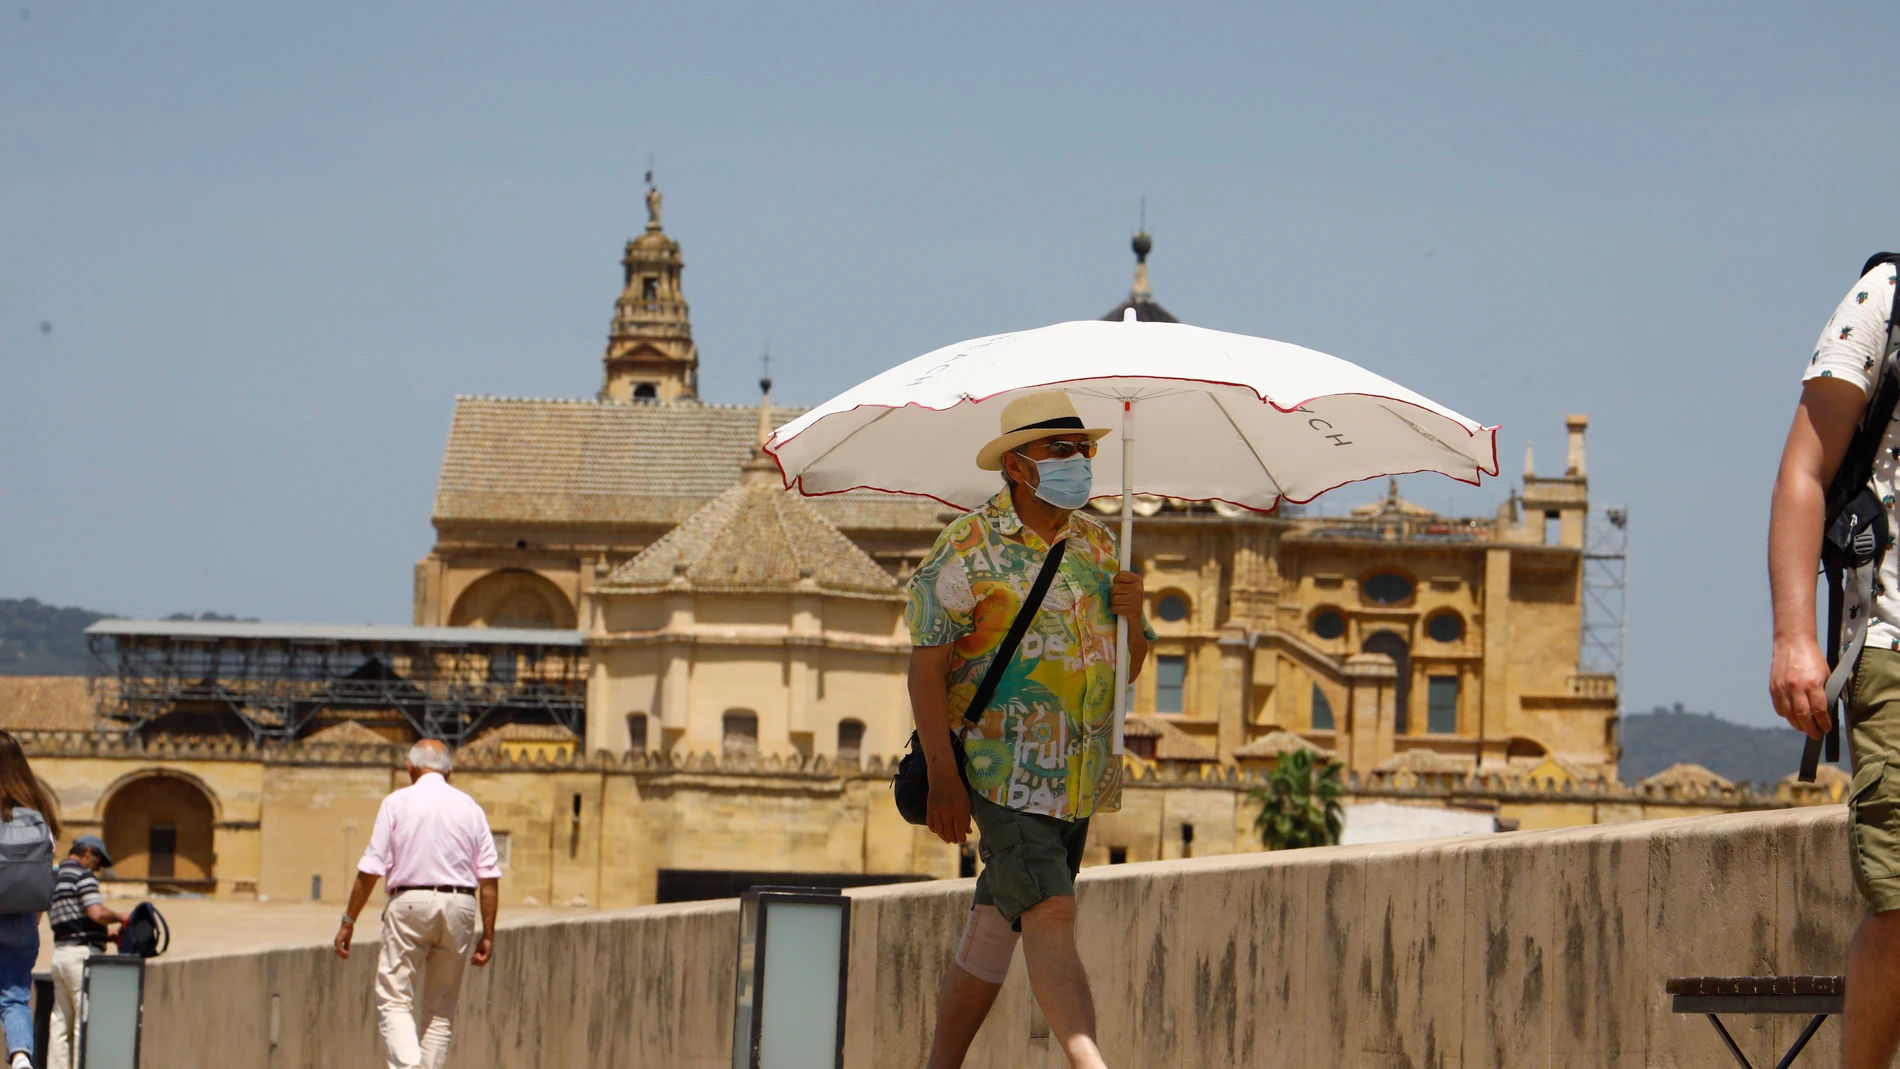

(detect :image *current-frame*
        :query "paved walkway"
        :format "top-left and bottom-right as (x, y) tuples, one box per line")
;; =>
(25, 895), (584, 965)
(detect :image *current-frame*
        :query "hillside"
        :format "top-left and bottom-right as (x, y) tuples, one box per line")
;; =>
(1618, 706), (1836, 788)
(0, 599), (254, 676)
(0, 598), (109, 675)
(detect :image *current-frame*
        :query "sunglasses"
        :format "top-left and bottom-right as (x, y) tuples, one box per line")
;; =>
(1015, 440), (1098, 461)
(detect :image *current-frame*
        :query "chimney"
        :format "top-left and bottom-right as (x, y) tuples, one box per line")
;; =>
(1565, 415), (1588, 478)
(1523, 441), (1535, 479)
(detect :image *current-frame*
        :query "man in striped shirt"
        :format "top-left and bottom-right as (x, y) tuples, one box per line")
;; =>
(47, 836), (122, 1069)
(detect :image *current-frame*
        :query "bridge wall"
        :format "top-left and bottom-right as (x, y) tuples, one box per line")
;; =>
(139, 806), (1860, 1068)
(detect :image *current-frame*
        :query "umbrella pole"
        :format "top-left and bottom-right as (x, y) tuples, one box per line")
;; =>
(1112, 400), (1134, 755)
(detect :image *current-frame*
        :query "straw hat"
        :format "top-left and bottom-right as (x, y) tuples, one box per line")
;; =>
(975, 391), (1112, 471)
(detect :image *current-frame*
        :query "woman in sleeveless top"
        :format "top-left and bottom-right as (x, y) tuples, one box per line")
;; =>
(0, 731), (60, 1069)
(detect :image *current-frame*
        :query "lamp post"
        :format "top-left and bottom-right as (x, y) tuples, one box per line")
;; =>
(731, 886), (851, 1069)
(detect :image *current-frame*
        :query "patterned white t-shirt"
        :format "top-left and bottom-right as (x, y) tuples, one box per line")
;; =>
(1801, 260), (1900, 652)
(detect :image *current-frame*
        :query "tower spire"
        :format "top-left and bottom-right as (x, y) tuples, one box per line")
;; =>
(742, 350), (780, 486)
(1100, 200), (1177, 323)
(601, 171), (698, 404)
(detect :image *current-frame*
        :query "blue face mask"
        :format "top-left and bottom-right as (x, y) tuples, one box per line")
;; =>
(1026, 454), (1094, 510)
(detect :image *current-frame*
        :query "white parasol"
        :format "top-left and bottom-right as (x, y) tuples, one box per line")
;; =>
(766, 311), (1498, 753)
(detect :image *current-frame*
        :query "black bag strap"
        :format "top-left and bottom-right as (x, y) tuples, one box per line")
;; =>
(960, 538), (1069, 729)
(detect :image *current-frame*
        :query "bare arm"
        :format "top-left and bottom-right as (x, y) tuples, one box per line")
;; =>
(1111, 571), (1150, 678)
(908, 642), (971, 846)
(1768, 377), (1867, 738)
(333, 870), (381, 959)
(471, 877), (498, 966)
(83, 903), (123, 927)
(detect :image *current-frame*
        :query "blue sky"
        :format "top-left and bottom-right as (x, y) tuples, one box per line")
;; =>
(5, 2), (1898, 727)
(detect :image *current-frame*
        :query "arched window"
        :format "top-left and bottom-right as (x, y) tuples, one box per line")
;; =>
(837, 719), (865, 763)
(1311, 684), (1335, 731)
(633, 383), (658, 402)
(1362, 631), (1412, 734)
(722, 710), (759, 759)
(625, 712), (648, 753)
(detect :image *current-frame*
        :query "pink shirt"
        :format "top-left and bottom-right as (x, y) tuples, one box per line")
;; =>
(357, 772), (502, 888)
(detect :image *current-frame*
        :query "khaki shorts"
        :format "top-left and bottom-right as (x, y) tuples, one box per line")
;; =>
(1848, 648), (1900, 912)
(970, 791), (1089, 930)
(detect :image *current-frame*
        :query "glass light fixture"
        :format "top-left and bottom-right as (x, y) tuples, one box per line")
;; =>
(731, 886), (851, 1069)
(80, 953), (145, 1069)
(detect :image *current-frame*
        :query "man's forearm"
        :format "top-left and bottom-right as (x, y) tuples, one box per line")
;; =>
(1769, 468), (1826, 642)
(908, 647), (958, 770)
(1127, 630), (1150, 680)
(478, 878), (498, 934)
(344, 871), (379, 921)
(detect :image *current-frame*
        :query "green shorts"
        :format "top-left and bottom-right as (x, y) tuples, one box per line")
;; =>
(970, 791), (1089, 930)
(1848, 648), (1900, 913)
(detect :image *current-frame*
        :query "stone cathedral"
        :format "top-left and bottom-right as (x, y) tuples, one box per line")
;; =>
(416, 182), (1620, 782)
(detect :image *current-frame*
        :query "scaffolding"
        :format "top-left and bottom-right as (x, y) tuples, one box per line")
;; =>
(1579, 505), (1630, 701)
(86, 620), (588, 746)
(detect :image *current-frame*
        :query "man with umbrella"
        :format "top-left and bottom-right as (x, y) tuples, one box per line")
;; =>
(906, 391), (1154, 1069)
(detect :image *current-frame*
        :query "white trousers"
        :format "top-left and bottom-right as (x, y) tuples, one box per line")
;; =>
(375, 890), (479, 1069)
(47, 944), (89, 1069)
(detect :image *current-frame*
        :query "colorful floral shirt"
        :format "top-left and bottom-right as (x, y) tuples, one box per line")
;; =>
(905, 490), (1155, 820)
(1804, 260), (1900, 651)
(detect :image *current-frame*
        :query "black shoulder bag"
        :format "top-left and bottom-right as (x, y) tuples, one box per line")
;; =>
(1802, 252), (1900, 781)
(893, 538), (1068, 825)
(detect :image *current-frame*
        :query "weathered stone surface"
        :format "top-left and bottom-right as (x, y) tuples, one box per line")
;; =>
(141, 807), (1859, 1068)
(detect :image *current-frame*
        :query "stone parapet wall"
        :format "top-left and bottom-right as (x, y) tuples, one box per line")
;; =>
(139, 807), (1861, 1067)
(9, 730), (1812, 808)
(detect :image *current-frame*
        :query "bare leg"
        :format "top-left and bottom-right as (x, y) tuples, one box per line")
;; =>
(924, 963), (1004, 1069)
(1843, 910), (1900, 1068)
(1018, 896), (1107, 1069)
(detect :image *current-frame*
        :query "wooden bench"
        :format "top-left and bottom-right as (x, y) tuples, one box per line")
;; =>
(1666, 976), (1844, 1068)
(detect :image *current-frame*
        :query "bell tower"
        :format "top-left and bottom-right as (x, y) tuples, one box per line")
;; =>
(601, 174), (699, 403)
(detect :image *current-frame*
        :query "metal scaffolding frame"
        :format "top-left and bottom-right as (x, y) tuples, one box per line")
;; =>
(86, 621), (588, 746)
(1580, 505), (1630, 698)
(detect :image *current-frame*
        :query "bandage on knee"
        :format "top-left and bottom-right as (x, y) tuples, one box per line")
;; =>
(954, 904), (1019, 984)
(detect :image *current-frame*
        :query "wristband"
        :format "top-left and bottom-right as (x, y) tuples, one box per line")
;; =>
(340, 912), (356, 927)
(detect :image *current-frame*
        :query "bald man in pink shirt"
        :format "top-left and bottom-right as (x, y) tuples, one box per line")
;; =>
(334, 739), (502, 1069)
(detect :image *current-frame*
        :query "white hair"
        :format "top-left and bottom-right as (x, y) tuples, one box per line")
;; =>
(406, 742), (453, 773)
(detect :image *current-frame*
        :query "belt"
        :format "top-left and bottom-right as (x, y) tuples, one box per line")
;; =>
(391, 885), (476, 896)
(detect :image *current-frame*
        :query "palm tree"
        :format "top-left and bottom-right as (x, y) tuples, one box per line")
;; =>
(1248, 749), (1346, 850)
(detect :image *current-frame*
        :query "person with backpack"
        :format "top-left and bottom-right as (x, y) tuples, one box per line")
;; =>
(0, 732), (58, 1069)
(905, 393), (1153, 1069)
(1770, 254), (1900, 1069)
(46, 836), (121, 1069)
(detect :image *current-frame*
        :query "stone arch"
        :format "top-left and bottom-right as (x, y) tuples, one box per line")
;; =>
(100, 770), (218, 885)
(1361, 630), (1412, 733)
(449, 569), (576, 629)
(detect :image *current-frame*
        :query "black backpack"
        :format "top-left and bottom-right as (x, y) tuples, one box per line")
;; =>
(116, 901), (168, 959)
(1803, 252), (1900, 781)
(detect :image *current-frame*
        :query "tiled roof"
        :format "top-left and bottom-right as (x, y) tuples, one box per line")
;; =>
(303, 722), (397, 747)
(461, 721), (579, 754)
(1640, 762), (1734, 791)
(0, 677), (95, 732)
(1123, 715), (1217, 762)
(1233, 730), (1332, 760)
(1375, 749), (1471, 774)
(601, 477), (903, 599)
(433, 397), (946, 531)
